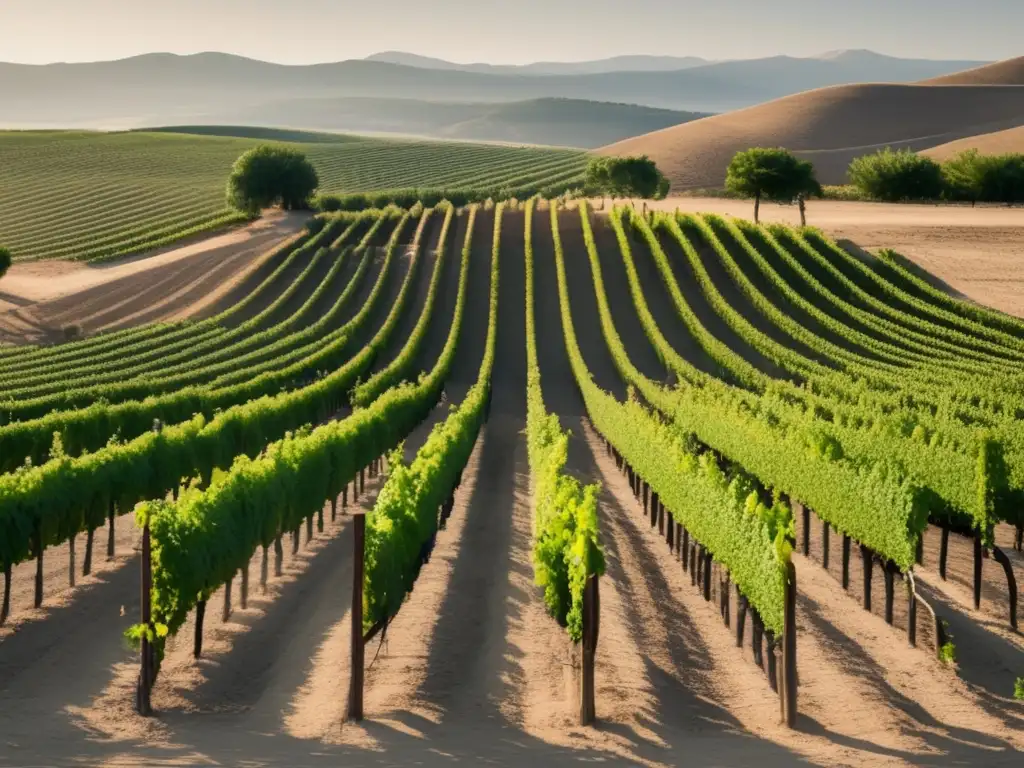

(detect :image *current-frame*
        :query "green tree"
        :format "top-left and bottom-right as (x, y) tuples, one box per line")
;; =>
(725, 148), (820, 223)
(0, 247), (12, 281)
(226, 145), (320, 215)
(942, 149), (987, 206)
(586, 155), (670, 200)
(848, 148), (944, 202)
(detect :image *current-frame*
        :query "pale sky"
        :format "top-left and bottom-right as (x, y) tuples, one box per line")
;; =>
(1, 0), (1020, 65)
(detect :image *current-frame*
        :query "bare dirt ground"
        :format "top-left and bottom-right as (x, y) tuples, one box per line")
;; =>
(0, 211), (309, 343)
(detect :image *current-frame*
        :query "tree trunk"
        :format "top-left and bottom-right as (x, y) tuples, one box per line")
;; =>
(754, 192), (761, 223)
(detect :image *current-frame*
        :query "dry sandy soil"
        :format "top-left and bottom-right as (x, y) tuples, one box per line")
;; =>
(0, 210), (309, 343)
(923, 124), (1024, 160)
(0, 206), (1022, 767)
(598, 56), (1024, 190)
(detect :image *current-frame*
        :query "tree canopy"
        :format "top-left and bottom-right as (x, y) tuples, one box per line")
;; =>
(226, 145), (320, 214)
(847, 148), (943, 202)
(0, 247), (12, 281)
(725, 148), (820, 222)
(943, 149), (1024, 206)
(586, 155), (670, 200)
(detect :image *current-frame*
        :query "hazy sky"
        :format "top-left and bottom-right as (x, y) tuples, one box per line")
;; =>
(1, 0), (1020, 64)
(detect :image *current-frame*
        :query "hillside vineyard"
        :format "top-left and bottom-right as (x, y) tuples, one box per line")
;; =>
(0, 199), (1022, 764)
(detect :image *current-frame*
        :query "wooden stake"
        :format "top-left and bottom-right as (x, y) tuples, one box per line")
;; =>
(194, 599), (206, 658)
(884, 561), (896, 625)
(69, 533), (76, 589)
(842, 534), (851, 590)
(274, 534), (283, 577)
(223, 575), (233, 622)
(107, 500), (116, 560)
(682, 530), (689, 571)
(907, 580), (917, 647)
(331, 497), (338, 523)
(703, 551), (712, 601)
(241, 563), (249, 610)
(752, 609), (764, 668)
(83, 527), (94, 576)
(801, 503), (810, 556)
(580, 574), (600, 726)
(861, 545), (872, 612)
(735, 587), (747, 647)
(1, 564), (10, 626)
(137, 521), (153, 716)
(782, 562), (797, 727)
(939, 527), (949, 580)
(973, 534), (983, 610)
(822, 520), (830, 570)
(766, 631), (778, 692)
(261, 545), (269, 592)
(348, 514), (366, 721)
(307, 514), (314, 545)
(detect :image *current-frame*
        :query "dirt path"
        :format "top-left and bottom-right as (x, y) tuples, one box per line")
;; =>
(0, 211), (310, 344)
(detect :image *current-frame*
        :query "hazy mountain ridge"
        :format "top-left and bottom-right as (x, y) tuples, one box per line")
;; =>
(0, 50), (990, 141)
(194, 96), (707, 148)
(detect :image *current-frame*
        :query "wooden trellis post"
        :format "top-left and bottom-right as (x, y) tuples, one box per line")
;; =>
(348, 513), (366, 721)
(580, 574), (600, 726)
(137, 520), (153, 716)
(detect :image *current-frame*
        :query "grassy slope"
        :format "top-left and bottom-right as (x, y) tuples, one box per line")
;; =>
(0, 130), (585, 263)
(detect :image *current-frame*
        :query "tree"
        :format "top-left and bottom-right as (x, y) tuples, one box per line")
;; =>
(942, 149), (986, 206)
(226, 145), (319, 215)
(586, 155), (670, 200)
(847, 148), (943, 202)
(0, 247), (11, 281)
(725, 148), (820, 223)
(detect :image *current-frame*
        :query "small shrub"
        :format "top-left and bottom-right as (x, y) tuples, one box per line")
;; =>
(848, 148), (944, 202)
(939, 640), (956, 665)
(1014, 677), (1024, 701)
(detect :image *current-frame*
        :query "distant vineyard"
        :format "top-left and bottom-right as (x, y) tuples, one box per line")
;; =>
(0, 130), (586, 263)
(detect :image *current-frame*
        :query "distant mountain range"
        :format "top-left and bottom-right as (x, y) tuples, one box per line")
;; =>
(364, 51), (712, 75)
(196, 96), (706, 148)
(0, 50), (990, 144)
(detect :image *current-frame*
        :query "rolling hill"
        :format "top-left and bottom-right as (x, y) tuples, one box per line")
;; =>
(200, 96), (705, 148)
(0, 51), (990, 133)
(922, 124), (1024, 160)
(599, 58), (1024, 190)
(920, 55), (1024, 85)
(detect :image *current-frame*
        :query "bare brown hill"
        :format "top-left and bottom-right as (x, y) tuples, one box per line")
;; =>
(597, 83), (1024, 189)
(922, 124), (1024, 160)
(921, 56), (1024, 85)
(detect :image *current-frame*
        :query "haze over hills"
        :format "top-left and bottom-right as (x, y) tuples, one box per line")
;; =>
(598, 55), (1024, 190)
(0, 50), (990, 141)
(199, 96), (706, 148)
(364, 51), (712, 74)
